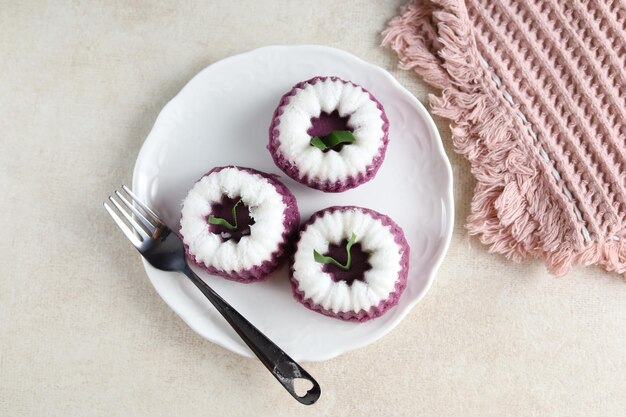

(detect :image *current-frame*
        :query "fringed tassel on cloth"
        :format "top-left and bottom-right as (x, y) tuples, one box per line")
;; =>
(383, 0), (626, 278)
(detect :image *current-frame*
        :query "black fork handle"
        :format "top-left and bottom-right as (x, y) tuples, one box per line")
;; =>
(182, 264), (321, 405)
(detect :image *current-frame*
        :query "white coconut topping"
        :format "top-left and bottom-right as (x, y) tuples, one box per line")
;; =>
(292, 208), (403, 314)
(180, 167), (287, 273)
(275, 78), (385, 183)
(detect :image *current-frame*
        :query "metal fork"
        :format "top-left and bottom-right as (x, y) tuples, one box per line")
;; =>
(104, 185), (321, 405)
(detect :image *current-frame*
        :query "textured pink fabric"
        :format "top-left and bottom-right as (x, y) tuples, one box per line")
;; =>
(383, 0), (626, 277)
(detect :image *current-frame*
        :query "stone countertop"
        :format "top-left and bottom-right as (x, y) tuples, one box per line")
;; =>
(1, 1), (625, 416)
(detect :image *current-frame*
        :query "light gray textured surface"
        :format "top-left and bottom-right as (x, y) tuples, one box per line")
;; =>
(1, 1), (625, 416)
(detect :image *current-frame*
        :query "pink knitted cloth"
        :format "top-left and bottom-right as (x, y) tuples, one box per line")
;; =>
(383, 0), (626, 277)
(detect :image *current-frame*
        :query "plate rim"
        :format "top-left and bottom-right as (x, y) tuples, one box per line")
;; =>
(132, 44), (454, 361)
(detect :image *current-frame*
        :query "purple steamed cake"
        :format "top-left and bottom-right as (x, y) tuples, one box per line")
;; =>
(290, 206), (409, 322)
(268, 76), (390, 192)
(180, 166), (300, 283)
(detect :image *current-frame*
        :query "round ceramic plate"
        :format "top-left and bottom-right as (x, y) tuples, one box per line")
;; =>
(132, 45), (453, 362)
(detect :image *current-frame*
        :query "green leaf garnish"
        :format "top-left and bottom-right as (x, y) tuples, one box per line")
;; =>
(313, 233), (357, 271)
(310, 130), (356, 151)
(208, 199), (242, 231)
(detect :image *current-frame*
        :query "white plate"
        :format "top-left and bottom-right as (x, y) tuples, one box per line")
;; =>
(132, 45), (453, 362)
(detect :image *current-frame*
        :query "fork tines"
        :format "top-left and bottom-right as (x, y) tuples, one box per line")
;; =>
(104, 185), (161, 247)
